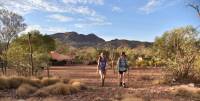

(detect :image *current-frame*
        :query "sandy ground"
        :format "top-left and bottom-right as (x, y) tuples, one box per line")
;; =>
(0, 65), (193, 101)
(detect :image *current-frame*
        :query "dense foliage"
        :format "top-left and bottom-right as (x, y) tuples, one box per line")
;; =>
(154, 26), (200, 83)
(5, 30), (55, 76)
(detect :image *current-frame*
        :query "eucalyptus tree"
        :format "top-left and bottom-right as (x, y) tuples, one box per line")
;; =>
(0, 9), (27, 74)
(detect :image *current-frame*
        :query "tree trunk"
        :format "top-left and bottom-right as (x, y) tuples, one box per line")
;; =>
(28, 33), (34, 76)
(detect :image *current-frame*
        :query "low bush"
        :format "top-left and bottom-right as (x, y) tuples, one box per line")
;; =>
(171, 85), (200, 99)
(0, 76), (86, 97)
(8, 76), (26, 89)
(33, 89), (50, 97)
(16, 83), (37, 98)
(41, 77), (61, 86)
(0, 77), (9, 89)
(38, 82), (81, 95)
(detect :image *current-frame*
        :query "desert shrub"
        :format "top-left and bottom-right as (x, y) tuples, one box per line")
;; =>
(41, 82), (78, 95)
(0, 76), (86, 98)
(24, 78), (42, 88)
(8, 76), (26, 89)
(16, 83), (37, 98)
(154, 26), (200, 83)
(0, 76), (9, 89)
(7, 76), (42, 89)
(171, 85), (200, 99)
(41, 77), (61, 86)
(71, 81), (87, 90)
(33, 89), (50, 97)
(175, 87), (194, 97)
(62, 78), (70, 84)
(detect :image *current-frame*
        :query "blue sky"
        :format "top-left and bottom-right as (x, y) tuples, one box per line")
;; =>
(0, 0), (199, 42)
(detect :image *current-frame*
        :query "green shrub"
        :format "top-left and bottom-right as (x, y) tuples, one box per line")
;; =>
(154, 26), (200, 83)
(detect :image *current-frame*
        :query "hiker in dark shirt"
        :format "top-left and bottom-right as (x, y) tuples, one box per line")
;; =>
(97, 52), (107, 87)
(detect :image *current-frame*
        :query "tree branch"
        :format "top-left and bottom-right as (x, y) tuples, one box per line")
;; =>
(188, 4), (200, 17)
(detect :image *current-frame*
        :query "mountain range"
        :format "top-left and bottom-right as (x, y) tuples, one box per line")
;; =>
(50, 32), (152, 48)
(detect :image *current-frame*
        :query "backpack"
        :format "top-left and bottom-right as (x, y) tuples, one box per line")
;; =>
(118, 57), (128, 71)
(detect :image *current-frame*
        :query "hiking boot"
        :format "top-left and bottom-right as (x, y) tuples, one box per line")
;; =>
(119, 82), (122, 87)
(122, 83), (126, 88)
(101, 79), (105, 87)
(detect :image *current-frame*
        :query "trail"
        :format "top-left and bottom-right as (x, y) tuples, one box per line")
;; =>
(48, 65), (162, 88)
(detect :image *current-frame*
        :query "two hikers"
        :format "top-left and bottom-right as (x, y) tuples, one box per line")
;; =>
(97, 52), (129, 87)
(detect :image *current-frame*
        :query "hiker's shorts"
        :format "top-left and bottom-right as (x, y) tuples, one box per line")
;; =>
(99, 66), (106, 73)
(119, 70), (126, 74)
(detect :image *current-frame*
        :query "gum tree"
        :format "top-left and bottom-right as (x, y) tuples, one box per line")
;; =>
(0, 9), (26, 74)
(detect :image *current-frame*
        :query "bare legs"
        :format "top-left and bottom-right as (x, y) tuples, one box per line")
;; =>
(119, 72), (126, 87)
(99, 70), (106, 87)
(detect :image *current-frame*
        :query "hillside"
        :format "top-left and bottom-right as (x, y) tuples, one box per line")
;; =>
(50, 32), (153, 48)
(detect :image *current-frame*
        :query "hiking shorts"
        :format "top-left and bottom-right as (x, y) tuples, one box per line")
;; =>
(99, 66), (106, 72)
(119, 70), (127, 74)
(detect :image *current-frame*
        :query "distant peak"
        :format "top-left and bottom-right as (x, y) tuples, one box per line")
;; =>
(64, 31), (78, 35)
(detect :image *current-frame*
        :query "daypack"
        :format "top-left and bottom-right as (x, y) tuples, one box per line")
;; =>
(118, 57), (128, 71)
(99, 57), (107, 68)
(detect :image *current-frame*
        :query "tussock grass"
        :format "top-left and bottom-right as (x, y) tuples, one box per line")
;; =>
(8, 76), (26, 89)
(62, 78), (70, 84)
(122, 97), (143, 101)
(0, 76), (42, 89)
(152, 79), (169, 85)
(41, 77), (61, 86)
(34, 81), (85, 97)
(171, 85), (200, 99)
(48, 83), (76, 95)
(72, 81), (86, 90)
(0, 76), (9, 89)
(33, 89), (50, 97)
(0, 76), (86, 97)
(16, 83), (37, 98)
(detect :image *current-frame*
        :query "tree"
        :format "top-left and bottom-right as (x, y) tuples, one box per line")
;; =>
(154, 26), (200, 82)
(188, 0), (200, 17)
(0, 9), (27, 74)
(6, 30), (55, 76)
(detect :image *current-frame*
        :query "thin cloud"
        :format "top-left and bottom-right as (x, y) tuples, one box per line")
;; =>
(112, 6), (123, 12)
(139, 0), (181, 14)
(23, 24), (68, 34)
(74, 22), (112, 28)
(0, 0), (111, 29)
(62, 0), (104, 5)
(139, 0), (161, 14)
(48, 14), (73, 22)
(0, 0), (99, 17)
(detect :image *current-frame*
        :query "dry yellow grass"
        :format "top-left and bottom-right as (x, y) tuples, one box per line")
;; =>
(171, 85), (200, 99)
(71, 81), (86, 90)
(0, 76), (86, 98)
(33, 89), (50, 97)
(33, 81), (86, 97)
(8, 76), (26, 89)
(16, 83), (37, 98)
(62, 78), (70, 84)
(0, 76), (43, 89)
(43, 82), (78, 95)
(0, 76), (9, 89)
(41, 77), (61, 86)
